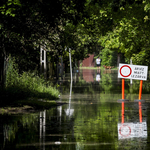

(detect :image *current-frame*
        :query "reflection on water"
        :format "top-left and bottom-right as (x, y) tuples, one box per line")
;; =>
(40, 110), (46, 150)
(118, 102), (148, 149)
(96, 72), (101, 82)
(82, 69), (95, 82)
(118, 102), (147, 140)
(1, 69), (150, 149)
(64, 76), (74, 118)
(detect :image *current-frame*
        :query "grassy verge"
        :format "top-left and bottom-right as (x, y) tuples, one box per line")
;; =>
(0, 57), (61, 110)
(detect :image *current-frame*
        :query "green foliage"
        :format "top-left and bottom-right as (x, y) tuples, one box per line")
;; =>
(0, 0), (87, 61)
(0, 0), (21, 17)
(2, 57), (60, 103)
(1, 0), (150, 81)
(100, 48), (117, 66)
(95, 0), (150, 66)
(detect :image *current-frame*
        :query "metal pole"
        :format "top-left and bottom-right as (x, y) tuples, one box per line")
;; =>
(69, 48), (72, 82)
(130, 59), (132, 84)
(69, 48), (72, 117)
(40, 46), (42, 74)
(44, 50), (47, 79)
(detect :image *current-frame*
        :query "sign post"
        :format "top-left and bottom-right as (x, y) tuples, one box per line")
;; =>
(139, 80), (143, 100)
(139, 101), (142, 123)
(121, 101), (124, 124)
(122, 79), (125, 100)
(118, 63), (148, 102)
(130, 59), (133, 84)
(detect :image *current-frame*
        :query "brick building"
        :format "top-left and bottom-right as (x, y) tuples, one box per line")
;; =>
(82, 54), (95, 67)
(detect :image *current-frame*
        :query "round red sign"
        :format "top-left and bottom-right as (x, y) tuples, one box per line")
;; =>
(120, 65), (132, 77)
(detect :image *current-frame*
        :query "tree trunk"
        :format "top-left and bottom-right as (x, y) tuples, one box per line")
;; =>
(0, 45), (7, 89)
(0, 52), (4, 88)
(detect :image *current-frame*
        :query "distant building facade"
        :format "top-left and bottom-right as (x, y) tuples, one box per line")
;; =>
(82, 54), (95, 67)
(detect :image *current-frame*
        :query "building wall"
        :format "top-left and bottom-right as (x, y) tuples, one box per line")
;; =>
(82, 54), (95, 67)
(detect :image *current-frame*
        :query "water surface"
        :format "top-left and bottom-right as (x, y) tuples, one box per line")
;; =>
(1, 69), (150, 150)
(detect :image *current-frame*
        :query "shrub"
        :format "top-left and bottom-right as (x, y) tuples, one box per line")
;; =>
(2, 57), (60, 103)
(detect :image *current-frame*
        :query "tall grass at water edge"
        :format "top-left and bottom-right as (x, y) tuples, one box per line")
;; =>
(1, 57), (60, 103)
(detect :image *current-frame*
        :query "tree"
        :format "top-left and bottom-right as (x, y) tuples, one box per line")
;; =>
(1, 0), (150, 87)
(0, 0), (87, 86)
(96, 0), (150, 66)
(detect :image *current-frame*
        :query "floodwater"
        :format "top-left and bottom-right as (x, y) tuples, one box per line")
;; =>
(1, 69), (150, 150)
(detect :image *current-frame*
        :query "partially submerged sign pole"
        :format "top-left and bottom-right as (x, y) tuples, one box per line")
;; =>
(139, 80), (143, 100)
(121, 101), (124, 124)
(122, 79), (125, 100)
(135, 80), (145, 102)
(118, 63), (148, 102)
(69, 48), (72, 82)
(139, 101), (142, 123)
(118, 78), (129, 102)
(118, 65), (129, 102)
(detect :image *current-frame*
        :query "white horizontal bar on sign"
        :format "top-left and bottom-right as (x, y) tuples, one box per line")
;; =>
(118, 63), (148, 81)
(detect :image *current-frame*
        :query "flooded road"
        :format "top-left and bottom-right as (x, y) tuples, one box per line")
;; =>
(1, 69), (150, 150)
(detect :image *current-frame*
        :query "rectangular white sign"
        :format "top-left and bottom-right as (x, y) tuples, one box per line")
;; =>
(118, 63), (148, 80)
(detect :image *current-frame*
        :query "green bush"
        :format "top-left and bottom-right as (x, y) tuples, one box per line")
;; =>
(100, 48), (117, 66)
(2, 57), (60, 103)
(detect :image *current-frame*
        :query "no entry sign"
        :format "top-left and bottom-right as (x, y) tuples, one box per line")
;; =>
(118, 64), (148, 80)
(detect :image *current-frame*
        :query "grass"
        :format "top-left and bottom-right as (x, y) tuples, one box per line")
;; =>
(0, 57), (61, 110)
(1, 71), (60, 101)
